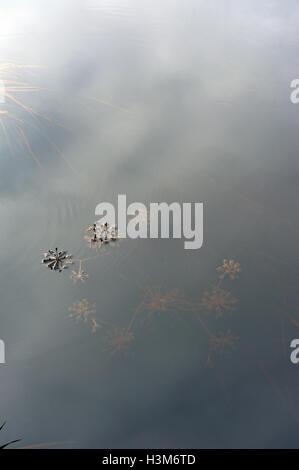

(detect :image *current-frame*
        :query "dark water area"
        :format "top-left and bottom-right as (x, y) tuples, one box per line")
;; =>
(0, 0), (298, 448)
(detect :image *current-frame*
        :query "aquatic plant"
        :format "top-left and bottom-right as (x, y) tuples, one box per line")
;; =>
(216, 259), (241, 280)
(0, 422), (20, 449)
(42, 248), (72, 272)
(70, 260), (89, 284)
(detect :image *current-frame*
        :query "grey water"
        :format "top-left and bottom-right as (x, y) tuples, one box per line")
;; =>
(0, 0), (298, 448)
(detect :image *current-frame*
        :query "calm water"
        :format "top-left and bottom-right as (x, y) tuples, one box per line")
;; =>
(0, 0), (298, 448)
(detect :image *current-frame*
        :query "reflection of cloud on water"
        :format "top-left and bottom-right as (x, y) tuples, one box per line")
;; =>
(0, 0), (298, 449)
(0, 62), (78, 174)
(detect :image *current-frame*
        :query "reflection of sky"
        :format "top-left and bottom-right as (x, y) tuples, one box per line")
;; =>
(0, 0), (298, 448)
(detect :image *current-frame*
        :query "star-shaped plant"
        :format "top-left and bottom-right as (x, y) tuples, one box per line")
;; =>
(42, 248), (72, 272)
(201, 286), (237, 318)
(216, 259), (241, 280)
(70, 260), (88, 284)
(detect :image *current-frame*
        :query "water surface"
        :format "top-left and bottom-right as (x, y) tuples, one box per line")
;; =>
(0, 0), (298, 448)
